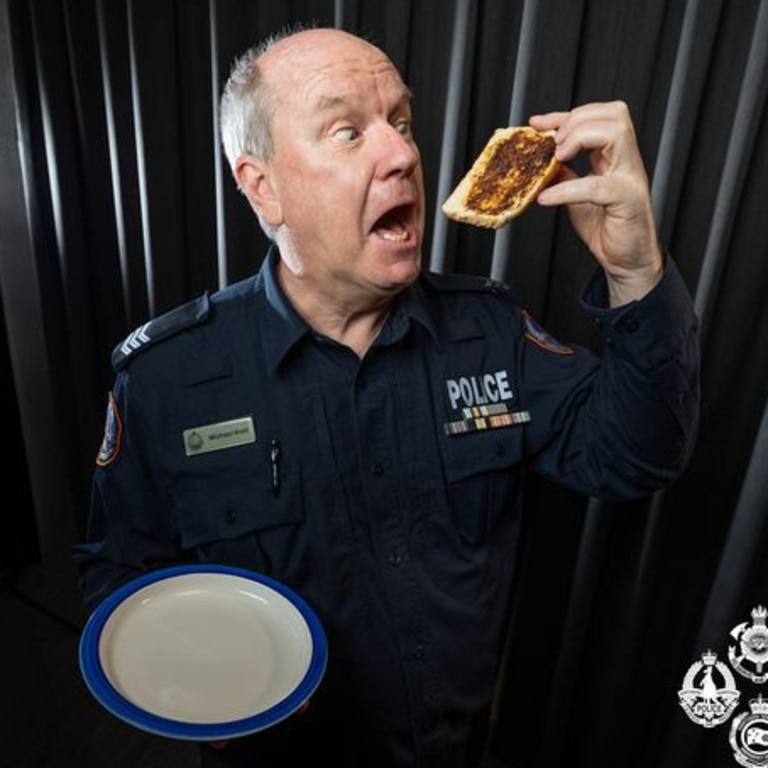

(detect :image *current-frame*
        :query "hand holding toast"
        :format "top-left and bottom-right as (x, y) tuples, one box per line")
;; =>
(530, 101), (662, 306)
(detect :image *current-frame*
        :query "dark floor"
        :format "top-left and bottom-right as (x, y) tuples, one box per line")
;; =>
(1, 552), (507, 768)
(1, 552), (199, 768)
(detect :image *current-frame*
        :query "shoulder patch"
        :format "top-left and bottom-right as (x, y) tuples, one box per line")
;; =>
(522, 311), (573, 355)
(422, 270), (510, 295)
(95, 391), (122, 466)
(112, 292), (210, 371)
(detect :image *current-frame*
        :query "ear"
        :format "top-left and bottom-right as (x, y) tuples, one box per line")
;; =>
(234, 155), (283, 228)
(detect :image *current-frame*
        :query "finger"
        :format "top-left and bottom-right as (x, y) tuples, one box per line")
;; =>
(537, 173), (617, 208)
(536, 164), (578, 205)
(528, 110), (570, 132)
(553, 119), (625, 165)
(532, 102), (638, 165)
(556, 100), (631, 131)
(208, 740), (230, 749)
(529, 101), (627, 134)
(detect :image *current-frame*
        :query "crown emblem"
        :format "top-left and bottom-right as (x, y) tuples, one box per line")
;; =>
(730, 607), (768, 684)
(730, 694), (768, 766)
(678, 650), (740, 728)
(680, 602), (768, 763)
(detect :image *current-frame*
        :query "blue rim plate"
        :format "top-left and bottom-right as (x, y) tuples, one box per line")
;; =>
(79, 564), (327, 741)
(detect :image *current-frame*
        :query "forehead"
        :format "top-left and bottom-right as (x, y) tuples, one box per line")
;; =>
(262, 32), (409, 112)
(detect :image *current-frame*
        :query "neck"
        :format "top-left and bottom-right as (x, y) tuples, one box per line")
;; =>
(277, 262), (394, 358)
(314, 304), (391, 358)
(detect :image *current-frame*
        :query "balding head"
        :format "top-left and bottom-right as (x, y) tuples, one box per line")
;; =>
(220, 28), (396, 173)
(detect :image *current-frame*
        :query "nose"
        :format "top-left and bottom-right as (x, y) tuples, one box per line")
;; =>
(373, 122), (420, 178)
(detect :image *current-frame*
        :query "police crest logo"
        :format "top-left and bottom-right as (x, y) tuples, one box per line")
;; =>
(522, 311), (573, 355)
(678, 650), (740, 728)
(730, 696), (768, 767)
(676, 605), (768, 765)
(730, 606), (768, 684)
(96, 392), (122, 466)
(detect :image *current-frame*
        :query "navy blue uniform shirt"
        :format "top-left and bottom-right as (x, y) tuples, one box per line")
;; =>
(75, 247), (699, 767)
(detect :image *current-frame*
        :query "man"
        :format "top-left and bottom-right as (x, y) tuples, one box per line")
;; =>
(74, 26), (699, 768)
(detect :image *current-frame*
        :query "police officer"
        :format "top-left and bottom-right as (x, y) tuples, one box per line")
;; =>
(74, 26), (700, 768)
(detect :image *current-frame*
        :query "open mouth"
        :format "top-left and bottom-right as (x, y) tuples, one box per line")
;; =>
(372, 204), (413, 243)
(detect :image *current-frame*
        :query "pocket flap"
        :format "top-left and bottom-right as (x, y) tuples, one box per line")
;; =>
(440, 427), (525, 483)
(172, 463), (303, 549)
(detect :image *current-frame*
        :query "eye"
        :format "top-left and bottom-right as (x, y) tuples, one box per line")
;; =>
(333, 126), (359, 142)
(394, 119), (413, 137)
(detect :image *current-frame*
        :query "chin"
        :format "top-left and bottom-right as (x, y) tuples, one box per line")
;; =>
(385, 252), (422, 287)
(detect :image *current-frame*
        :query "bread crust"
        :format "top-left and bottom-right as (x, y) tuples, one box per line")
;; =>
(442, 126), (560, 228)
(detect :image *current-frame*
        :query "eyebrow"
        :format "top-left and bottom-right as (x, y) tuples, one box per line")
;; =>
(314, 94), (352, 113)
(313, 86), (413, 115)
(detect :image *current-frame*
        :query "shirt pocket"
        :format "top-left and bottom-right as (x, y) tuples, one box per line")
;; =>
(439, 427), (525, 545)
(170, 454), (304, 563)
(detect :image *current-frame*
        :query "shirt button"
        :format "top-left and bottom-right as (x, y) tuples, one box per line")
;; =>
(412, 645), (425, 660)
(624, 318), (640, 333)
(386, 551), (402, 567)
(371, 461), (384, 477)
(224, 509), (237, 525)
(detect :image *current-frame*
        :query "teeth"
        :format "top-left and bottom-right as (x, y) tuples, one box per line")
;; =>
(379, 229), (408, 242)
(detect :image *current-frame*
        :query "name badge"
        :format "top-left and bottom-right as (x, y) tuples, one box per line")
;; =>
(183, 416), (256, 456)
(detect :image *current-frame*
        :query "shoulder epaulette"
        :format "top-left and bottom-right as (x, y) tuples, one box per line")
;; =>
(422, 270), (509, 295)
(111, 292), (210, 371)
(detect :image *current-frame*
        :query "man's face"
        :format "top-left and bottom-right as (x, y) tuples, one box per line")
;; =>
(257, 31), (425, 303)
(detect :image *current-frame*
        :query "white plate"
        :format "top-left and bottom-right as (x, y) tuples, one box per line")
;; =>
(79, 564), (327, 740)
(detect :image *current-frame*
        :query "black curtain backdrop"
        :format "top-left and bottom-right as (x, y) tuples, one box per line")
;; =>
(2, 1), (768, 766)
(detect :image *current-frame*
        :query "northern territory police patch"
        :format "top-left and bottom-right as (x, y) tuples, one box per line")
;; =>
(96, 391), (122, 466)
(522, 310), (573, 355)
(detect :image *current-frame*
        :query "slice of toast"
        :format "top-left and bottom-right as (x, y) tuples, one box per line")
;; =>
(442, 126), (560, 229)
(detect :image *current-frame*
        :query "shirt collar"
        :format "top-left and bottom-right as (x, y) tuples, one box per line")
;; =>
(378, 278), (440, 349)
(258, 246), (441, 371)
(259, 247), (312, 373)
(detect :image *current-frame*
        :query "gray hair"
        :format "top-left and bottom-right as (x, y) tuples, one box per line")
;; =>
(219, 25), (314, 239)
(219, 23), (318, 169)
(220, 44), (273, 172)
